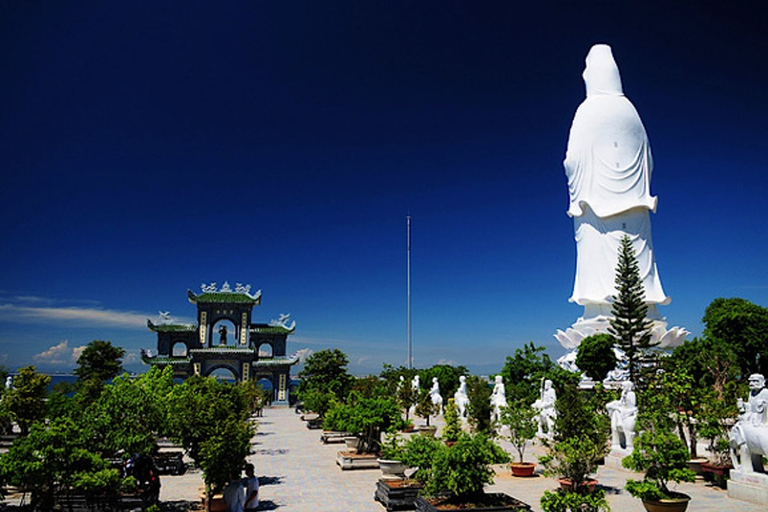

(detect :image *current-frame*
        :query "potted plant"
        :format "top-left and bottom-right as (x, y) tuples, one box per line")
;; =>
(375, 435), (439, 511)
(539, 384), (610, 512)
(378, 433), (407, 480)
(499, 400), (537, 477)
(622, 381), (696, 512)
(412, 432), (532, 511)
(415, 388), (439, 436)
(324, 392), (405, 470)
(540, 384), (609, 491)
(697, 393), (735, 487)
(441, 398), (461, 446)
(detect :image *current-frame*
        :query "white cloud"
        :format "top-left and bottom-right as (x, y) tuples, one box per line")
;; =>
(0, 303), (149, 329)
(33, 340), (84, 366)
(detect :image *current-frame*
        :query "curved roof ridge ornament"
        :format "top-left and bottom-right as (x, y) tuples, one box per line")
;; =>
(269, 313), (296, 331)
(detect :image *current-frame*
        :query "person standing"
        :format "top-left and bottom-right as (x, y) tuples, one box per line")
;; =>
(244, 463), (260, 511)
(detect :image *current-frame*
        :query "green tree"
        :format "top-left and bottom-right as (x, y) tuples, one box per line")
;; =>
(3, 365), (50, 435)
(499, 342), (579, 404)
(74, 340), (125, 382)
(322, 392), (403, 453)
(608, 235), (656, 386)
(421, 433), (509, 504)
(540, 384), (609, 491)
(74, 340), (126, 404)
(576, 334), (617, 382)
(297, 349), (355, 405)
(466, 375), (493, 434)
(442, 398), (462, 443)
(166, 376), (255, 499)
(0, 416), (120, 510)
(702, 297), (768, 377)
(622, 373), (696, 501)
(82, 366), (174, 458)
(499, 400), (537, 464)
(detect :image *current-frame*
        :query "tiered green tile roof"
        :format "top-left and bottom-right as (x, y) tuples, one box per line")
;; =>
(187, 289), (261, 305)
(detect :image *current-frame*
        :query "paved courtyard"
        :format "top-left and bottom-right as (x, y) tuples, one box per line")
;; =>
(157, 405), (767, 512)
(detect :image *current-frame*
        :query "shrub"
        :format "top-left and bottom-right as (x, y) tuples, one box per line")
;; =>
(442, 398), (462, 443)
(423, 433), (509, 502)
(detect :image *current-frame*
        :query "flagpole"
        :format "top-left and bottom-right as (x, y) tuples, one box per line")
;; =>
(407, 215), (412, 369)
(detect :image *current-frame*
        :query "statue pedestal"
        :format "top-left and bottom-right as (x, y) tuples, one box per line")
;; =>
(728, 470), (768, 506)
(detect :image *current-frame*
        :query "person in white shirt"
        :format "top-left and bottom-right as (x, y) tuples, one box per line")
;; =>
(244, 463), (260, 510)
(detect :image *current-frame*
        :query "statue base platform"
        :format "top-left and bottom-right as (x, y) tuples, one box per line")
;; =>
(728, 470), (768, 506)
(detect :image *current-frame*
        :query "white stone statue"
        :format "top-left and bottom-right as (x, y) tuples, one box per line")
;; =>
(429, 377), (443, 415)
(490, 376), (506, 423)
(607, 380), (637, 452)
(4, 376), (12, 389)
(532, 379), (557, 439)
(454, 376), (469, 419)
(555, 44), (688, 351)
(408, 375), (420, 417)
(730, 374), (768, 473)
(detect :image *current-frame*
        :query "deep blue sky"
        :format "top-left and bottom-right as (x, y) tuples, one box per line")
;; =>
(1, 1), (766, 375)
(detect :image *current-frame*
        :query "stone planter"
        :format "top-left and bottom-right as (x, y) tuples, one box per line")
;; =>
(336, 451), (380, 470)
(415, 493), (531, 511)
(419, 425), (437, 437)
(509, 462), (536, 477)
(640, 492), (691, 512)
(377, 459), (407, 480)
(374, 479), (422, 511)
(686, 457), (709, 477)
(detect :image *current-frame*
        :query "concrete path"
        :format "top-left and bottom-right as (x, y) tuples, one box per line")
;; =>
(156, 405), (768, 511)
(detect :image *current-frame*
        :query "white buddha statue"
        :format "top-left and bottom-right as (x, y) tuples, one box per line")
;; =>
(555, 43), (688, 352)
(532, 379), (557, 439)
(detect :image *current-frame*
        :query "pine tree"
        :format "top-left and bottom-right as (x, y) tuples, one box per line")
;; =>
(608, 235), (656, 386)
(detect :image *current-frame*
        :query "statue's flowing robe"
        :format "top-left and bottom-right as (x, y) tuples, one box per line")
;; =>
(564, 44), (669, 308)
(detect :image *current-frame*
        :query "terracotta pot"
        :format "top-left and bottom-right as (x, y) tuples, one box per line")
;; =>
(510, 462), (536, 477)
(557, 478), (598, 493)
(641, 492), (691, 512)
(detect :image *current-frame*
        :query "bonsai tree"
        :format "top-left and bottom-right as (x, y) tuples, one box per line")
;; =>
(322, 392), (404, 454)
(499, 400), (537, 464)
(414, 388), (439, 428)
(622, 378), (696, 503)
(417, 432), (510, 507)
(540, 384), (609, 489)
(697, 393), (737, 466)
(466, 375), (494, 434)
(442, 398), (462, 443)
(539, 384), (610, 511)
